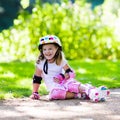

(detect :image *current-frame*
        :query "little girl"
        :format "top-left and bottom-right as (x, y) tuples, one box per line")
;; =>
(30, 35), (110, 102)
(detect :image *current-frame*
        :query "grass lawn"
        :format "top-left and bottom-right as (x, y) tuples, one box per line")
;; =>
(0, 59), (120, 99)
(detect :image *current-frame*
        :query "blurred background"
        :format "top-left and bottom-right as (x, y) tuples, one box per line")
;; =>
(0, 0), (120, 99)
(0, 0), (120, 61)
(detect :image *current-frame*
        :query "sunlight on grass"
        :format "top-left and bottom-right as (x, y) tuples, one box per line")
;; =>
(77, 68), (87, 74)
(84, 58), (94, 63)
(97, 77), (115, 81)
(18, 78), (32, 87)
(0, 92), (14, 100)
(1, 71), (15, 78)
(5, 92), (14, 99)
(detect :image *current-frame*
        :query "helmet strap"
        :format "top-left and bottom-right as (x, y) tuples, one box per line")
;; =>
(43, 60), (48, 74)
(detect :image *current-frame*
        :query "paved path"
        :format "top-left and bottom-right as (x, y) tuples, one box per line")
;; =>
(0, 89), (120, 120)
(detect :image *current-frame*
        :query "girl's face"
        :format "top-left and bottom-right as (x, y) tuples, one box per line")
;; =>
(42, 44), (58, 61)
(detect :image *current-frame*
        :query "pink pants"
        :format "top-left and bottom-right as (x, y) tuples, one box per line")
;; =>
(49, 80), (80, 100)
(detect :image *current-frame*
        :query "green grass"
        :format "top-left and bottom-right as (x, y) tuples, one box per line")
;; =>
(0, 59), (120, 99)
(69, 59), (120, 88)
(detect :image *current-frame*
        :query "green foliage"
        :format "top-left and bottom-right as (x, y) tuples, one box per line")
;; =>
(0, 0), (120, 61)
(0, 60), (120, 99)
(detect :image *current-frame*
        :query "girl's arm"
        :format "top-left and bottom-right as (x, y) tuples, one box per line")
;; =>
(32, 67), (42, 93)
(63, 64), (70, 71)
(35, 67), (42, 76)
(53, 64), (71, 83)
(63, 64), (75, 80)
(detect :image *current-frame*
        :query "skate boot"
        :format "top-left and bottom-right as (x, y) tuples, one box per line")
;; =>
(97, 86), (110, 102)
(88, 88), (99, 102)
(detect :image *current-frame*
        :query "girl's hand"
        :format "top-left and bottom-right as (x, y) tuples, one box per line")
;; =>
(53, 77), (60, 83)
(64, 73), (70, 80)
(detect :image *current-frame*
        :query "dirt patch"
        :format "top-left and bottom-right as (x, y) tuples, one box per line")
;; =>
(0, 89), (120, 120)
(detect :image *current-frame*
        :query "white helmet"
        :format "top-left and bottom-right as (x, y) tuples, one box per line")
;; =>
(38, 35), (62, 50)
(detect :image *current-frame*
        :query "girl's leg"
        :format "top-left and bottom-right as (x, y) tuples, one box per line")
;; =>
(66, 81), (94, 100)
(49, 89), (66, 100)
(79, 84), (100, 102)
(66, 92), (75, 99)
(66, 82), (82, 99)
(49, 88), (75, 100)
(79, 84), (110, 102)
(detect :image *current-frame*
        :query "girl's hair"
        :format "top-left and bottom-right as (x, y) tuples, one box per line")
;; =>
(36, 43), (65, 65)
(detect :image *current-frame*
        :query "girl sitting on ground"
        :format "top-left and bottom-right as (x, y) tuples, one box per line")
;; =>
(30, 35), (110, 102)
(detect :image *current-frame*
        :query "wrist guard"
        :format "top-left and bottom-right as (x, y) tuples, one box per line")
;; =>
(65, 68), (75, 78)
(33, 75), (42, 84)
(65, 68), (73, 73)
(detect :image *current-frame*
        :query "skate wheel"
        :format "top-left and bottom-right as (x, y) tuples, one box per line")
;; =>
(100, 98), (105, 102)
(94, 99), (99, 102)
